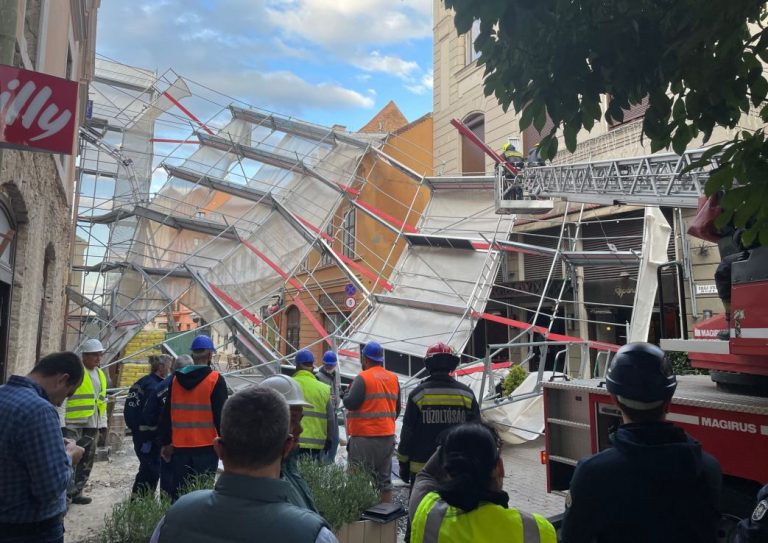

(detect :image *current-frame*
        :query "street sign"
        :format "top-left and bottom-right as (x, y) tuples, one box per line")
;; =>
(0, 64), (79, 154)
(345, 297), (356, 308)
(345, 284), (357, 296)
(695, 284), (718, 295)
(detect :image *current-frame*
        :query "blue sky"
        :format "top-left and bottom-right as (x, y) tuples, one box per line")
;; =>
(96, 0), (435, 130)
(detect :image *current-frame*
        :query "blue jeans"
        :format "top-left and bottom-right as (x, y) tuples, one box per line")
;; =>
(0, 521), (63, 543)
(170, 446), (218, 501)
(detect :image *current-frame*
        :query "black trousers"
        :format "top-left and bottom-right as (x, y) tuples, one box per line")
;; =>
(715, 251), (748, 303)
(131, 438), (161, 496)
(170, 446), (218, 501)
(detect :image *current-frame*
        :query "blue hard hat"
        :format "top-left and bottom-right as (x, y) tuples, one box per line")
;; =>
(362, 341), (384, 363)
(294, 349), (315, 366)
(606, 342), (676, 405)
(322, 351), (338, 366)
(190, 335), (216, 352)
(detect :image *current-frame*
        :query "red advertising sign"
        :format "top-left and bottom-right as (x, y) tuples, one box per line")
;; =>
(0, 64), (78, 154)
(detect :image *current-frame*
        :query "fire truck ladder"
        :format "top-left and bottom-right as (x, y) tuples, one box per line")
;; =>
(519, 148), (715, 209)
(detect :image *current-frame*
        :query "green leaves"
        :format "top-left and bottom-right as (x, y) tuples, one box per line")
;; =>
(445, 0), (768, 243)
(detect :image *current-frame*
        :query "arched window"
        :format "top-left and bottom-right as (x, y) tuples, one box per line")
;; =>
(461, 112), (485, 175)
(285, 305), (300, 354)
(35, 244), (55, 361)
(0, 202), (15, 381)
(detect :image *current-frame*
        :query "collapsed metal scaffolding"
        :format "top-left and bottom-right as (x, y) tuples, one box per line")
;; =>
(68, 57), (514, 381)
(68, 57), (713, 444)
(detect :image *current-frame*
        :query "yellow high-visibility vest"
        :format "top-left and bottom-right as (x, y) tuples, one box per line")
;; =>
(65, 367), (107, 423)
(411, 491), (557, 543)
(293, 369), (331, 450)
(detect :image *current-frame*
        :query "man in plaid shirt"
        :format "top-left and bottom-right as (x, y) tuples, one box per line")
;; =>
(0, 352), (86, 543)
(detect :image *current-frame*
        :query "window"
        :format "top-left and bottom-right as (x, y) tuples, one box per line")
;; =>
(285, 306), (300, 354)
(35, 244), (55, 362)
(324, 313), (347, 348)
(320, 221), (334, 266)
(467, 19), (481, 64)
(342, 209), (356, 259)
(66, 47), (73, 81)
(461, 113), (486, 175)
(608, 96), (650, 129)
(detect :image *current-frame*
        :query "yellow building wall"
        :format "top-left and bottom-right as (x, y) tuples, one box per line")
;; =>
(281, 117), (433, 361)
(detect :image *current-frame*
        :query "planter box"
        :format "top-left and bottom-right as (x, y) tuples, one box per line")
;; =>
(335, 519), (397, 543)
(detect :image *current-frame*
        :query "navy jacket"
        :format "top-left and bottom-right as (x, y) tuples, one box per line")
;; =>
(124, 373), (164, 443)
(143, 375), (172, 444)
(736, 485), (768, 543)
(561, 421), (721, 543)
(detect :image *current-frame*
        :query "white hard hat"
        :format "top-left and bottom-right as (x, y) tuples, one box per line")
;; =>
(81, 338), (105, 353)
(259, 375), (312, 408)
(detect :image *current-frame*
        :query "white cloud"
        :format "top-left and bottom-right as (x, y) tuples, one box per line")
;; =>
(405, 69), (434, 95)
(97, 1), (374, 115)
(352, 52), (420, 80)
(230, 70), (375, 110)
(266, 0), (432, 47)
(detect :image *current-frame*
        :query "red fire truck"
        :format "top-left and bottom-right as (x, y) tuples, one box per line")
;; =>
(452, 117), (768, 537)
(542, 231), (768, 539)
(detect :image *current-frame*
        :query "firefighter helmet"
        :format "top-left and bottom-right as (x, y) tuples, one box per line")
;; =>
(606, 342), (677, 408)
(425, 342), (459, 372)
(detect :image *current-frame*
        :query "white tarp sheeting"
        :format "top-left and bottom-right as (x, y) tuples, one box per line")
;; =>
(343, 190), (513, 363)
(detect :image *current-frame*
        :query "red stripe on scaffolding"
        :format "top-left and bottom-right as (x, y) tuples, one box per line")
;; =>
(355, 200), (418, 234)
(294, 214), (394, 291)
(337, 252), (394, 292)
(474, 311), (619, 352)
(339, 348), (358, 358)
(208, 283), (262, 326)
(470, 241), (538, 256)
(337, 183), (361, 196)
(241, 240), (304, 291)
(294, 215), (334, 242)
(162, 91), (215, 135)
(452, 361), (512, 377)
(291, 294), (328, 340)
(450, 118), (517, 175)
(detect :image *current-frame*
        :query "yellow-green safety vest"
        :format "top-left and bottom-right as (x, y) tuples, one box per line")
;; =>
(65, 366), (107, 423)
(292, 369), (331, 450)
(411, 491), (557, 543)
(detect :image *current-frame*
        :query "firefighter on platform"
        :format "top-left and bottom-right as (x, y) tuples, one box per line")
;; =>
(501, 141), (524, 200)
(560, 342), (722, 543)
(397, 342), (480, 485)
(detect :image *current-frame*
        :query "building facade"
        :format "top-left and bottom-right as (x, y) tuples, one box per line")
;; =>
(0, 0), (100, 379)
(275, 105), (433, 363)
(433, 0), (766, 362)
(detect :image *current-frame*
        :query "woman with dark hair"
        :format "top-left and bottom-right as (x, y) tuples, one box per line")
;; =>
(408, 423), (556, 543)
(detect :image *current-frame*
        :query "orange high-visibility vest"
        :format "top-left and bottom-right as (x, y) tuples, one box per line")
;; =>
(170, 371), (219, 448)
(347, 365), (399, 437)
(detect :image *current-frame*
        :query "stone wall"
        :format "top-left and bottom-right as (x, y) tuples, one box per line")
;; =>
(0, 149), (73, 376)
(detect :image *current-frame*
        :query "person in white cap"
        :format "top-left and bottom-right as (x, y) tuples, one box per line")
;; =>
(258, 375), (319, 512)
(62, 338), (109, 505)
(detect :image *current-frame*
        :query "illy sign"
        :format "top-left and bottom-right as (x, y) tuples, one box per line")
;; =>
(0, 64), (78, 154)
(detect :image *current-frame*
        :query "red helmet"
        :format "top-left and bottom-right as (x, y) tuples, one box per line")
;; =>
(426, 342), (454, 358)
(425, 342), (459, 372)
